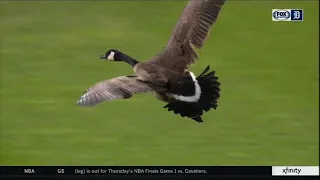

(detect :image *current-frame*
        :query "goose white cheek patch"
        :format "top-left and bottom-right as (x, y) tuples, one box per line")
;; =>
(107, 51), (115, 60)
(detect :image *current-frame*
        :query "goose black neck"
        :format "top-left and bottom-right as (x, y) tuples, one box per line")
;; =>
(119, 52), (139, 68)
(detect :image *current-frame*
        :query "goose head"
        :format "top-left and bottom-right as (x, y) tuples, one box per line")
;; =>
(100, 49), (122, 61)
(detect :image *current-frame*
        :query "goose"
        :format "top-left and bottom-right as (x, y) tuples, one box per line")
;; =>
(77, 0), (226, 123)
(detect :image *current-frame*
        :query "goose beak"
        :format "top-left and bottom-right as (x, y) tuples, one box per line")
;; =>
(100, 55), (106, 59)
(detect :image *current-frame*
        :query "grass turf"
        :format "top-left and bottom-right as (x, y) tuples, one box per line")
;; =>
(0, 1), (318, 165)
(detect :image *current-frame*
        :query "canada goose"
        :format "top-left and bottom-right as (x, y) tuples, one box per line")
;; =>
(77, 0), (225, 123)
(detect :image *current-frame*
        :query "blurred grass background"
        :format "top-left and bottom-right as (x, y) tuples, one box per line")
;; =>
(0, 1), (318, 165)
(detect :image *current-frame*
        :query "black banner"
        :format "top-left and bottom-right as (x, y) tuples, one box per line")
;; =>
(0, 166), (271, 176)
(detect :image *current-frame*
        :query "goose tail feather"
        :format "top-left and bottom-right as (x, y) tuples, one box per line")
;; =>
(163, 65), (220, 122)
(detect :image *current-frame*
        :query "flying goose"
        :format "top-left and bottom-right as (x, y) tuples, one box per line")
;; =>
(77, 0), (226, 123)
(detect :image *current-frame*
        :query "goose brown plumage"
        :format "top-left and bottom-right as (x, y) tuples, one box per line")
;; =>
(77, 0), (226, 123)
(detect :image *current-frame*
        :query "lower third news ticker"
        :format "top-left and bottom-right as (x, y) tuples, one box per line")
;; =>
(0, 166), (319, 176)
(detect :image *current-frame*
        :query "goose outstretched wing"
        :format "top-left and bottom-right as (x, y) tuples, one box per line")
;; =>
(77, 76), (160, 106)
(150, 0), (226, 72)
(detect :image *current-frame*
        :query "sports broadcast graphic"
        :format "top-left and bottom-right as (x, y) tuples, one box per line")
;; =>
(272, 9), (304, 21)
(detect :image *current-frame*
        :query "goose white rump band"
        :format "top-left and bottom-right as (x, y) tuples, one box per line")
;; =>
(171, 72), (201, 102)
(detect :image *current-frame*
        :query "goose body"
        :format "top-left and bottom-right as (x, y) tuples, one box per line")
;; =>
(77, 0), (226, 122)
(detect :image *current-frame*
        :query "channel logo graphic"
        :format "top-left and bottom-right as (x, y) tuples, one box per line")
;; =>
(272, 9), (303, 21)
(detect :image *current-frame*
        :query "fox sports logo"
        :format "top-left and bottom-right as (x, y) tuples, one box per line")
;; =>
(273, 10), (291, 20)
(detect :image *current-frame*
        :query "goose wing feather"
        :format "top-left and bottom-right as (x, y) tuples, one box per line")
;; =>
(150, 0), (226, 72)
(77, 76), (158, 106)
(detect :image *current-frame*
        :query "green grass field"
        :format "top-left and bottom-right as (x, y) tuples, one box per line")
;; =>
(0, 1), (318, 166)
